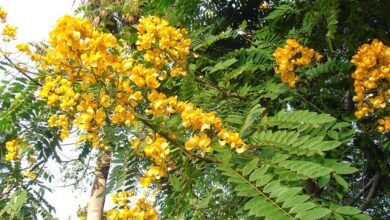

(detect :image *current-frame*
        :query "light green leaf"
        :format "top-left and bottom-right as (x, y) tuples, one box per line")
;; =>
(240, 104), (265, 138)
(249, 165), (269, 182)
(242, 158), (259, 176)
(208, 58), (237, 73)
(296, 207), (331, 220)
(335, 206), (361, 215)
(334, 174), (349, 191)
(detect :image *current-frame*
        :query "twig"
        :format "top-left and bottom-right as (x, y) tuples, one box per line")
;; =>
(295, 91), (324, 113)
(2, 55), (42, 86)
(195, 77), (247, 100)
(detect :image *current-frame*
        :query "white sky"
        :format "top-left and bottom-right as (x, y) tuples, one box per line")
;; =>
(1, 1), (90, 219)
(2, 0), (78, 42)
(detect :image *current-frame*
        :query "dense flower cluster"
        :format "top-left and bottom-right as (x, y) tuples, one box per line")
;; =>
(145, 90), (246, 153)
(378, 116), (390, 132)
(31, 16), (126, 147)
(140, 135), (170, 187)
(48, 114), (71, 140)
(351, 39), (389, 132)
(13, 14), (248, 218)
(107, 191), (158, 220)
(0, 8), (17, 42)
(2, 24), (16, 41)
(274, 39), (322, 88)
(5, 139), (19, 161)
(136, 16), (191, 76)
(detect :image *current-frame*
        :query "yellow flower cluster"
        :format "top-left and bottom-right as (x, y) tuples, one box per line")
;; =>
(111, 191), (133, 206)
(378, 116), (390, 132)
(48, 114), (71, 140)
(5, 139), (19, 161)
(351, 39), (389, 132)
(18, 14), (246, 211)
(139, 135), (170, 187)
(39, 76), (79, 111)
(0, 6), (7, 23)
(145, 90), (246, 153)
(31, 16), (122, 146)
(2, 24), (16, 42)
(107, 192), (158, 220)
(259, 2), (270, 10)
(217, 129), (247, 153)
(274, 39), (322, 88)
(45, 15), (120, 76)
(22, 170), (37, 180)
(136, 16), (191, 76)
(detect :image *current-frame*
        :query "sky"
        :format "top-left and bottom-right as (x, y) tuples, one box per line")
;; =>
(1, 1), (90, 219)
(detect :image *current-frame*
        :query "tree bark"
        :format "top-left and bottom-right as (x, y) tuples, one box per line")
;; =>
(360, 172), (381, 210)
(87, 149), (111, 220)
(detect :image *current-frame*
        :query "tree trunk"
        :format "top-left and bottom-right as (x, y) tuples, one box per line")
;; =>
(87, 149), (111, 220)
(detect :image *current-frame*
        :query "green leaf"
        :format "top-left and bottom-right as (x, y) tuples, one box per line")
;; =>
(335, 206), (361, 215)
(334, 174), (349, 191)
(169, 175), (181, 192)
(282, 195), (310, 208)
(240, 104), (265, 138)
(327, 130), (339, 140)
(352, 214), (372, 220)
(207, 58), (237, 73)
(334, 212), (345, 220)
(242, 158), (259, 176)
(265, 4), (294, 20)
(278, 160), (333, 178)
(296, 207), (331, 220)
(249, 165), (269, 182)
(330, 163), (358, 175)
(332, 122), (351, 130)
(0, 189), (28, 216)
(289, 202), (317, 213)
(196, 193), (212, 209)
(318, 174), (331, 188)
(275, 187), (302, 203)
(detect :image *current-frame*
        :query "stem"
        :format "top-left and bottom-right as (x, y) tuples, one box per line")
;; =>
(195, 76), (247, 100)
(295, 91), (324, 113)
(2, 55), (42, 86)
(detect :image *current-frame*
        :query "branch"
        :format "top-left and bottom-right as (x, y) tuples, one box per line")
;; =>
(195, 76), (247, 100)
(295, 90), (324, 113)
(360, 172), (381, 210)
(2, 55), (42, 86)
(351, 173), (378, 205)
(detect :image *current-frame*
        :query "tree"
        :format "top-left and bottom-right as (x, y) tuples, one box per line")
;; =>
(1, 0), (389, 219)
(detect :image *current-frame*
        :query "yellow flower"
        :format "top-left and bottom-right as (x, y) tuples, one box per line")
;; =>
(16, 43), (30, 53)
(140, 176), (153, 187)
(2, 25), (17, 41)
(351, 39), (389, 124)
(5, 139), (20, 161)
(0, 7), (7, 23)
(185, 135), (199, 151)
(274, 39), (320, 88)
